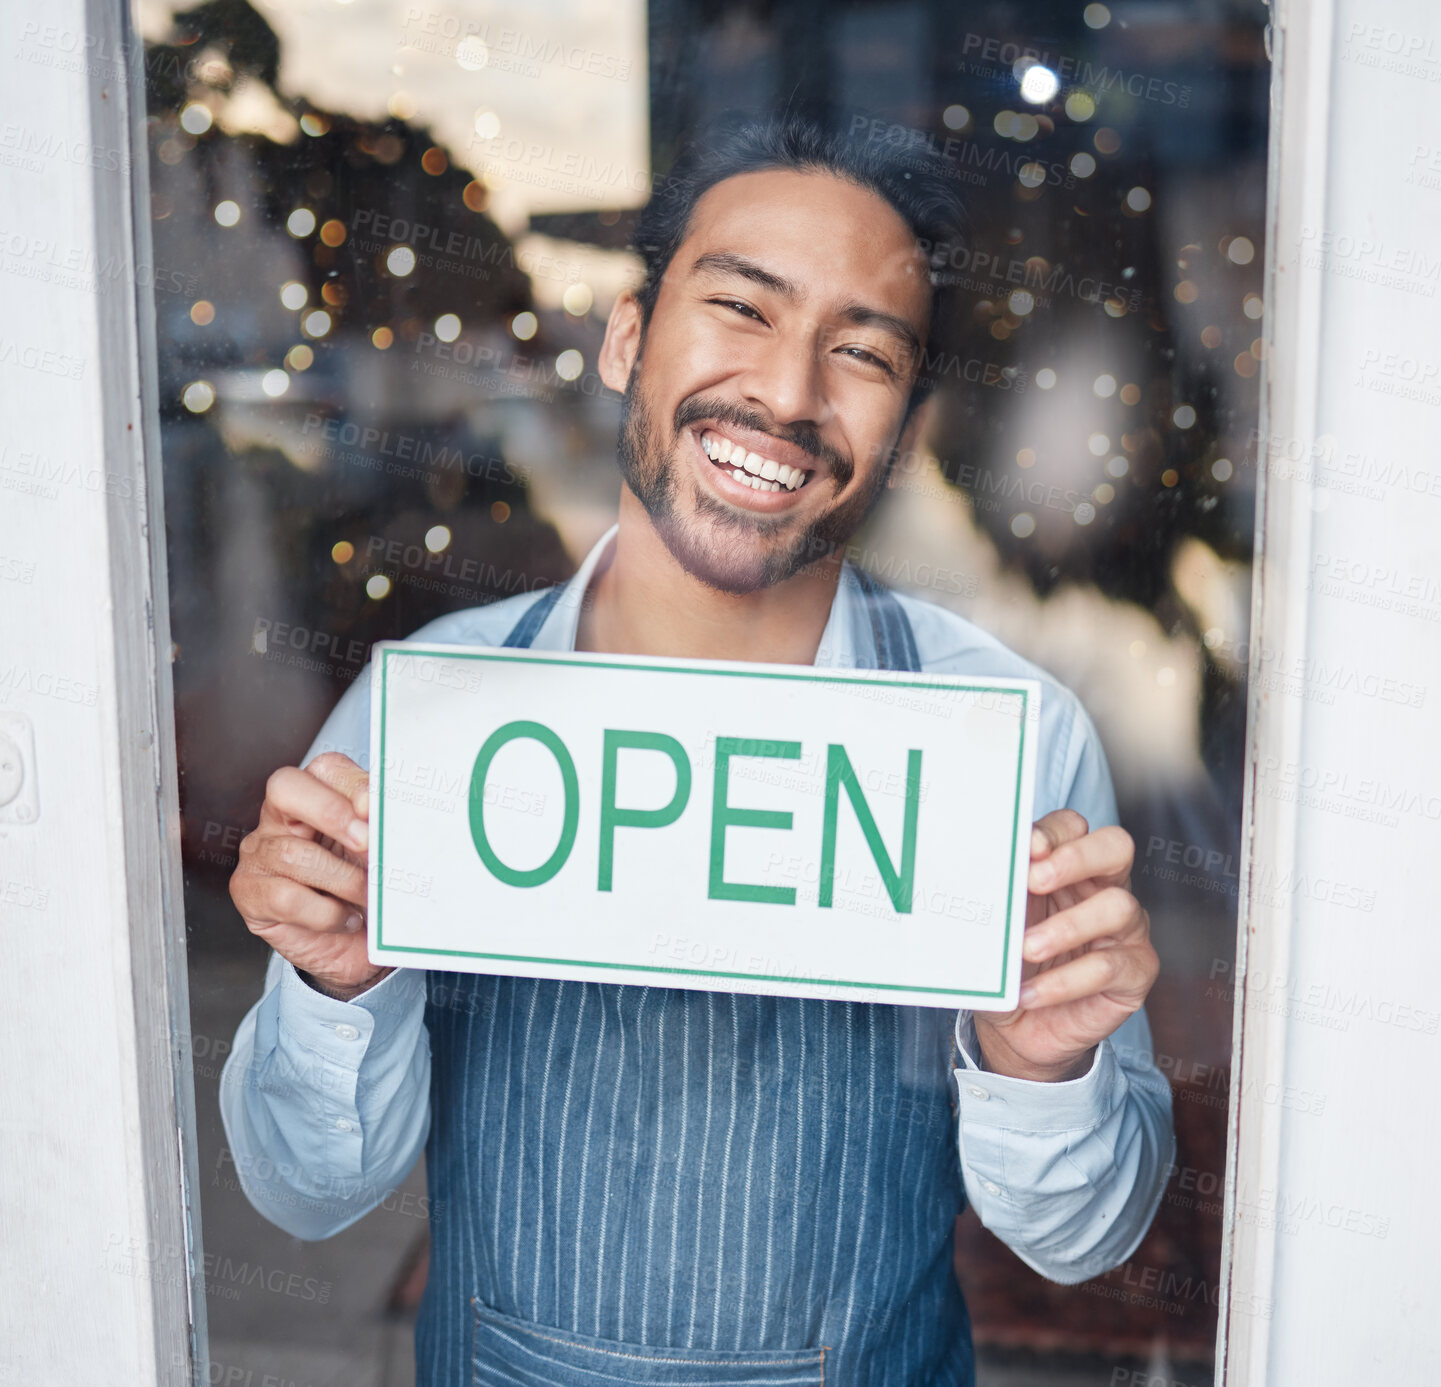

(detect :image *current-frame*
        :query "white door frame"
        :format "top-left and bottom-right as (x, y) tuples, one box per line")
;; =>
(1218, 0), (1441, 1381)
(0, 0), (204, 1381)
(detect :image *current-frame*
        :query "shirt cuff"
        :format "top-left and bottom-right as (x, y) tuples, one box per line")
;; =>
(953, 1009), (1125, 1132)
(275, 958), (426, 1069)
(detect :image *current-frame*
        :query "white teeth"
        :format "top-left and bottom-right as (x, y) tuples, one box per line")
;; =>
(706, 430), (808, 493)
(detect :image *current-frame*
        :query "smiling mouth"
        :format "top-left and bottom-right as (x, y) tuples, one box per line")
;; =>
(698, 428), (812, 492)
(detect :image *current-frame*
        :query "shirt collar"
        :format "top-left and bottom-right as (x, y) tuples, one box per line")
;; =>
(527, 523), (877, 668)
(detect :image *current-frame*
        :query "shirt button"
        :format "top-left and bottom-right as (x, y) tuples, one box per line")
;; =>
(967, 1085), (990, 1101)
(333, 1118), (354, 1133)
(334, 1023), (359, 1041)
(983, 1180), (1002, 1196)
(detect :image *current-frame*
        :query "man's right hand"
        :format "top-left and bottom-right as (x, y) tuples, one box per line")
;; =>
(230, 752), (392, 1000)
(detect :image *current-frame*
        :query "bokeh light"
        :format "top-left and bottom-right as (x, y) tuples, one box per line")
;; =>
(180, 103), (213, 135)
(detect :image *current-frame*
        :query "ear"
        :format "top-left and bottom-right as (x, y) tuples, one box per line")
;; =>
(598, 291), (644, 393)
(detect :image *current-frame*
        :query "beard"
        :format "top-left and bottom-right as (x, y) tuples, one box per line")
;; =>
(615, 366), (894, 596)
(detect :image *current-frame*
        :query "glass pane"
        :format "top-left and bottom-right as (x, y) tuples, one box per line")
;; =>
(138, 0), (1265, 1382)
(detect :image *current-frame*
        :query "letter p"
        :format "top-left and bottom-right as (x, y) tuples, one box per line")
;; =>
(598, 731), (691, 891)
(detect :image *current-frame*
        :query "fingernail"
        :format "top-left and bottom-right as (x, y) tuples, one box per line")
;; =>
(1018, 984), (1039, 1008)
(355, 785), (369, 818)
(1030, 828), (1049, 856)
(347, 819), (369, 852)
(1023, 930), (1049, 961)
(1029, 860), (1054, 889)
(344, 914), (364, 933)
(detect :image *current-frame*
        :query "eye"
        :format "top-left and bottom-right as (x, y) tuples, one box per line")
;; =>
(708, 297), (766, 323)
(838, 344), (898, 378)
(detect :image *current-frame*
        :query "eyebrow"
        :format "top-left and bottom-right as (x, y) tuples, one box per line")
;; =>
(690, 250), (799, 300)
(838, 302), (921, 356)
(690, 251), (922, 356)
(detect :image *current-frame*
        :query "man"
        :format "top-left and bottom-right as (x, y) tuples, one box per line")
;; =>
(223, 119), (1173, 1385)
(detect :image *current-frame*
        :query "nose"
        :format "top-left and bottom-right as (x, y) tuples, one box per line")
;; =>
(735, 324), (832, 431)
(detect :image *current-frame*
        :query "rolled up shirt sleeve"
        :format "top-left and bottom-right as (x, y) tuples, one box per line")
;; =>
(950, 687), (1175, 1283)
(952, 1007), (1174, 1283)
(219, 950), (430, 1240)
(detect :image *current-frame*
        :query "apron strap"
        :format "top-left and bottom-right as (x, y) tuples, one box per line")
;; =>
(502, 568), (922, 674)
(501, 583), (566, 648)
(851, 566), (922, 673)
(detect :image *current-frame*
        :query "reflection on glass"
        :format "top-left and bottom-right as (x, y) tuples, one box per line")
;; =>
(141, 0), (1265, 1381)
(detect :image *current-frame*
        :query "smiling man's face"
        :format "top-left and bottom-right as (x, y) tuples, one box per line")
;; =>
(599, 167), (933, 594)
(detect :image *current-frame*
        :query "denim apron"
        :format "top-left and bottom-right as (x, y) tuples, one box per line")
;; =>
(417, 573), (973, 1386)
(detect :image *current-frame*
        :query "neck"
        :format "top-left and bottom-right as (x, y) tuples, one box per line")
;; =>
(575, 488), (843, 664)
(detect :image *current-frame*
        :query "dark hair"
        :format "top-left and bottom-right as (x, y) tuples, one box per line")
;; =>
(632, 116), (969, 416)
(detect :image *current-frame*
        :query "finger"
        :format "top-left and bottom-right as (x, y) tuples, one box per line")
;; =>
(1030, 809), (1090, 861)
(247, 834), (368, 908)
(236, 874), (364, 935)
(265, 765), (369, 853)
(1018, 944), (1154, 1010)
(1029, 824), (1134, 894)
(305, 752), (370, 819)
(1022, 886), (1144, 962)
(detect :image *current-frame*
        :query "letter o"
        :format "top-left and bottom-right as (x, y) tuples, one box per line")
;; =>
(469, 720), (579, 887)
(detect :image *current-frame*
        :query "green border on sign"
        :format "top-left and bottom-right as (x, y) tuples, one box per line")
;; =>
(375, 646), (1031, 1000)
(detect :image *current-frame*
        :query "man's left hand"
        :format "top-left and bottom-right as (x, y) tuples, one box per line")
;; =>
(973, 809), (1158, 1084)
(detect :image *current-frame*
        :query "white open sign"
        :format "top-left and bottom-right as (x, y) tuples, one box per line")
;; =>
(368, 643), (1040, 1009)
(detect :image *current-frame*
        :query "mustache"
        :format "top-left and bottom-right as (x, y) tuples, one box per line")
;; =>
(672, 394), (854, 487)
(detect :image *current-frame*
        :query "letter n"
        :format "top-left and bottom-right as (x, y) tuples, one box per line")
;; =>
(819, 745), (921, 913)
